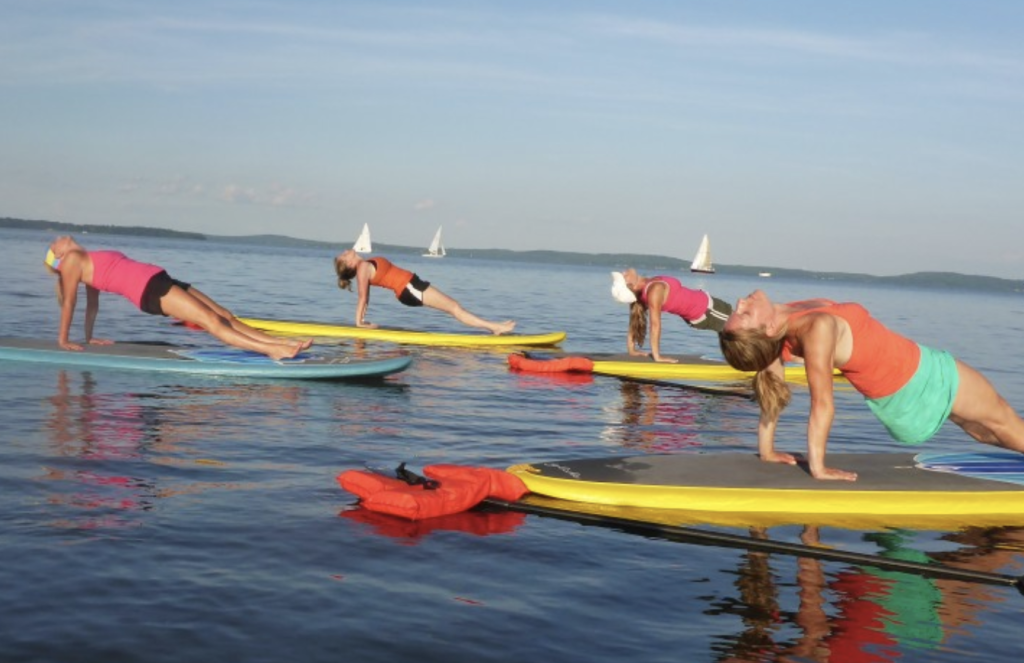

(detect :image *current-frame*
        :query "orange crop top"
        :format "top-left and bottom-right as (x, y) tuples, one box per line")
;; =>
(368, 257), (414, 298)
(782, 302), (920, 399)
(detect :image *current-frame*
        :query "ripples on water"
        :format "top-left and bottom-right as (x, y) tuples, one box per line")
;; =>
(2, 228), (1023, 662)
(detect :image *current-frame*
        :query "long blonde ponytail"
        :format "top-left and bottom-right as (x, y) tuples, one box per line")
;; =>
(719, 325), (791, 420)
(45, 265), (64, 306)
(628, 301), (647, 348)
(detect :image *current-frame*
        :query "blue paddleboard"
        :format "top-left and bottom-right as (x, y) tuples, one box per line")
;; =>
(0, 337), (411, 380)
(914, 451), (1024, 486)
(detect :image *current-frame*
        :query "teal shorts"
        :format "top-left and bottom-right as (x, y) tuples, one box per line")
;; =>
(865, 344), (959, 445)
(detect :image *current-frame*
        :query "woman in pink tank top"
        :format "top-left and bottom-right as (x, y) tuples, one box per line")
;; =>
(44, 236), (311, 360)
(610, 268), (733, 362)
(718, 289), (1024, 481)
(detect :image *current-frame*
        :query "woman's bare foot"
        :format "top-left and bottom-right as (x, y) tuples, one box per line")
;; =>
(267, 344), (302, 361)
(491, 320), (516, 335)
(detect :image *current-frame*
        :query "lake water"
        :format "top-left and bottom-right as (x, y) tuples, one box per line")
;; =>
(2, 227), (1024, 662)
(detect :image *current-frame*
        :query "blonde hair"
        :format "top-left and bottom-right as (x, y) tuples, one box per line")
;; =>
(719, 324), (791, 421)
(628, 301), (647, 348)
(44, 264), (65, 306)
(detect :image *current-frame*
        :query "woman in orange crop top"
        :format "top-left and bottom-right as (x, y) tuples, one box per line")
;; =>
(45, 236), (311, 360)
(718, 290), (1024, 481)
(333, 250), (515, 335)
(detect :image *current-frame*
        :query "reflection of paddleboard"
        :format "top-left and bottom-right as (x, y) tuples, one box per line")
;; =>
(511, 351), (837, 383)
(241, 317), (566, 348)
(0, 337), (411, 380)
(507, 452), (1024, 516)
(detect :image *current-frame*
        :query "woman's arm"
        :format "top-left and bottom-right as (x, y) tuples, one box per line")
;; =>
(757, 358), (794, 463)
(83, 285), (113, 345)
(626, 314), (647, 356)
(799, 314), (856, 481)
(56, 257), (84, 351)
(626, 326), (643, 355)
(354, 262), (376, 328)
(646, 283), (677, 363)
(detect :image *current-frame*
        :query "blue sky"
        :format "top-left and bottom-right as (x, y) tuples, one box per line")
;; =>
(2, 1), (1023, 278)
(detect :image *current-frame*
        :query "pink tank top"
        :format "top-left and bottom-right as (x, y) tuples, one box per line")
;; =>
(88, 251), (165, 309)
(639, 276), (710, 322)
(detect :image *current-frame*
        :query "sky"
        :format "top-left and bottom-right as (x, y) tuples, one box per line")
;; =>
(2, 1), (1023, 279)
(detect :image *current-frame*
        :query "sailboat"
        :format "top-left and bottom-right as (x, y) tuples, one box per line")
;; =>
(353, 223), (372, 253)
(689, 233), (715, 274)
(423, 226), (446, 258)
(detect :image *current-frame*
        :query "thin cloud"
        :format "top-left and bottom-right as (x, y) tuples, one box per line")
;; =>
(585, 16), (1024, 73)
(222, 183), (317, 208)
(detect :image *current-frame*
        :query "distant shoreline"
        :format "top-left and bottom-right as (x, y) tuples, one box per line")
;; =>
(6, 216), (1022, 294)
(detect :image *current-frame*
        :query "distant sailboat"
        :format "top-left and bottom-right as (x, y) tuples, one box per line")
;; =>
(353, 223), (372, 253)
(423, 226), (446, 258)
(690, 233), (715, 274)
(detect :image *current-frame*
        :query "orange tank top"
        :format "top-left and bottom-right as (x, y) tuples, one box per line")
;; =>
(368, 257), (414, 298)
(782, 302), (920, 399)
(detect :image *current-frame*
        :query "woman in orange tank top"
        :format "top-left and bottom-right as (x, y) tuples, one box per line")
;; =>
(334, 250), (515, 335)
(718, 290), (1024, 481)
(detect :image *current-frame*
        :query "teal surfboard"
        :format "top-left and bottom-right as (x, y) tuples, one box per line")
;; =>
(0, 337), (411, 380)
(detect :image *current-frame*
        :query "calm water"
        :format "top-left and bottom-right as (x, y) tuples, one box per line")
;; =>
(2, 228), (1024, 662)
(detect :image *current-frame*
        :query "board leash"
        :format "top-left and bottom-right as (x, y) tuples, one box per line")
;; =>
(483, 498), (1024, 595)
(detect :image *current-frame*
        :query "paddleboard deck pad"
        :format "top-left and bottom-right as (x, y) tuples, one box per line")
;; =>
(241, 317), (566, 348)
(0, 337), (411, 380)
(510, 351), (834, 382)
(507, 451), (1024, 516)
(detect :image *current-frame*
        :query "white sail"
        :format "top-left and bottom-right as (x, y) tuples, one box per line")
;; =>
(423, 226), (446, 258)
(689, 233), (715, 274)
(353, 223), (372, 253)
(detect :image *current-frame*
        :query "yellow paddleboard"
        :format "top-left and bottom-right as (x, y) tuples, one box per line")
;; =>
(242, 317), (566, 348)
(508, 451), (1024, 518)
(514, 351), (840, 383)
(590, 358), (822, 382)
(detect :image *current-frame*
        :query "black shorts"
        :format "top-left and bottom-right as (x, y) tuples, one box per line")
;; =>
(396, 275), (431, 307)
(139, 271), (192, 316)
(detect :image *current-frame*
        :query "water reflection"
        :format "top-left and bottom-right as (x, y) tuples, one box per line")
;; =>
(39, 370), (310, 531)
(604, 380), (752, 451)
(340, 506), (525, 544)
(711, 524), (1024, 662)
(341, 488), (1024, 662)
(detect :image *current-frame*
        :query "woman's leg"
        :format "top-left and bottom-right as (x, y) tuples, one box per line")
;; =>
(187, 287), (312, 349)
(159, 286), (302, 360)
(420, 286), (515, 335)
(949, 360), (1024, 451)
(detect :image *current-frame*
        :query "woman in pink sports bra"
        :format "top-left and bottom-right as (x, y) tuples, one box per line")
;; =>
(44, 236), (311, 361)
(719, 289), (1024, 481)
(610, 268), (733, 362)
